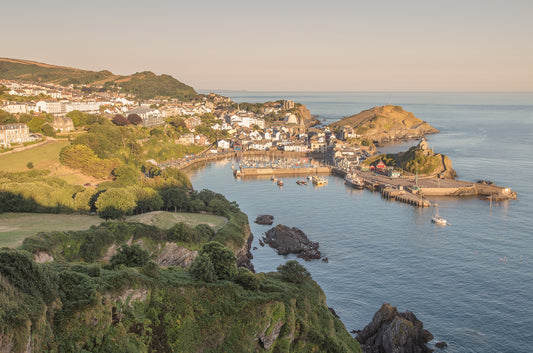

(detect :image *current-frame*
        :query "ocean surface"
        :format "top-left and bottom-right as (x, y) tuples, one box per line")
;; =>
(191, 91), (533, 353)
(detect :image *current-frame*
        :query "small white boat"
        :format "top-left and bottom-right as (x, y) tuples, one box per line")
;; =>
(271, 175), (277, 181)
(431, 216), (447, 225)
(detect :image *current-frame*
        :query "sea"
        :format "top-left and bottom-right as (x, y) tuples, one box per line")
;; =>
(190, 91), (533, 353)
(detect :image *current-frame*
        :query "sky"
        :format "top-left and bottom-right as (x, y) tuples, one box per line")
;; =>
(2, 0), (533, 91)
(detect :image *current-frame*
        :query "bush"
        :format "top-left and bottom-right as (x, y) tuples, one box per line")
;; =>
(197, 242), (236, 281)
(277, 260), (311, 284)
(110, 244), (150, 268)
(234, 267), (261, 290)
(141, 261), (161, 278)
(189, 254), (217, 282)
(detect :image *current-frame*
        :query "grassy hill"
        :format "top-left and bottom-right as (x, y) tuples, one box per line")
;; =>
(0, 58), (197, 100)
(330, 105), (439, 143)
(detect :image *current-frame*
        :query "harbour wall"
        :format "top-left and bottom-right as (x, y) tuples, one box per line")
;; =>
(238, 166), (331, 176)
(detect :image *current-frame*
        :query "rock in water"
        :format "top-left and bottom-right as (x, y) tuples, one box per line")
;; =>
(356, 303), (434, 353)
(263, 224), (322, 260)
(255, 214), (274, 225)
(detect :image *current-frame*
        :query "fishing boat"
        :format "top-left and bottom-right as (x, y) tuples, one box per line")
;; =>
(277, 180), (284, 186)
(344, 174), (364, 189)
(431, 216), (447, 225)
(312, 176), (328, 186)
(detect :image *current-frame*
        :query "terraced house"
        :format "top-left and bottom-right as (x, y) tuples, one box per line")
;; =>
(0, 123), (30, 148)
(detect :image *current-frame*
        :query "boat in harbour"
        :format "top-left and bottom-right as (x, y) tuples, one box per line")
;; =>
(277, 180), (284, 186)
(344, 174), (364, 189)
(431, 216), (448, 225)
(312, 176), (328, 186)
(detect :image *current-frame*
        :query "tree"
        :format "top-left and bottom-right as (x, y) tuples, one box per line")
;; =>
(132, 186), (164, 213)
(73, 188), (96, 213)
(189, 254), (217, 282)
(197, 242), (236, 280)
(110, 244), (150, 268)
(112, 164), (139, 186)
(127, 113), (143, 125)
(41, 123), (56, 137)
(277, 260), (311, 284)
(26, 162), (34, 169)
(95, 188), (136, 220)
(159, 187), (189, 212)
(28, 116), (47, 133)
(112, 114), (130, 126)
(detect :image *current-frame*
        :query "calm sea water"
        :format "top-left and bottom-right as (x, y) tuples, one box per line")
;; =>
(192, 91), (533, 353)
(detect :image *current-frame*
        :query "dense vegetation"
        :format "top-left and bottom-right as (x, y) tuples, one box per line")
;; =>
(0, 58), (197, 100)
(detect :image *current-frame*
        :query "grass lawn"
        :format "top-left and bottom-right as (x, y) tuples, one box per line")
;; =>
(0, 213), (103, 248)
(0, 140), (70, 172)
(127, 211), (227, 231)
(0, 211), (227, 249)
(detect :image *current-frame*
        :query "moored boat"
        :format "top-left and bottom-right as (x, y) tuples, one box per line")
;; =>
(344, 174), (364, 189)
(431, 216), (447, 225)
(312, 176), (328, 186)
(277, 180), (284, 186)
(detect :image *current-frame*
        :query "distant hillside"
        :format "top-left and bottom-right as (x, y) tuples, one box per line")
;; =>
(329, 105), (439, 143)
(0, 58), (197, 100)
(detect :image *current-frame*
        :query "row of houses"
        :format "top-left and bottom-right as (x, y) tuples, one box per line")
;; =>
(1, 100), (103, 115)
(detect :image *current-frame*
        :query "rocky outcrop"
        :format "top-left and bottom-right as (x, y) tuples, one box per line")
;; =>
(33, 251), (54, 263)
(356, 303), (435, 353)
(263, 224), (322, 260)
(330, 105), (439, 144)
(236, 228), (255, 272)
(255, 214), (274, 225)
(155, 243), (197, 268)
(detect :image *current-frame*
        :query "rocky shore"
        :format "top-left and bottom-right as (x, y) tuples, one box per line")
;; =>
(262, 224), (322, 261)
(255, 214), (274, 225)
(355, 303), (446, 353)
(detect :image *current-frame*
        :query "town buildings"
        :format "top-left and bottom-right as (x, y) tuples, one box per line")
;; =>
(125, 107), (163, 127)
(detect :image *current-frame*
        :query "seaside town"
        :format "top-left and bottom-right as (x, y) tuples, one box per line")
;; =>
(0, 78), (366, 166)
(1, 78), (517, 212)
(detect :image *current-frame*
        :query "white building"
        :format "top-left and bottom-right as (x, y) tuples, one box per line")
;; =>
(0, 123), (31, 148)
(217, 139), (230, 149)
(125, 107), (163, 127)
(36, 100), (63, 114)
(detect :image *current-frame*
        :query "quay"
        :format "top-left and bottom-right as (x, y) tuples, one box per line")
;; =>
(235, 166), (330, 177)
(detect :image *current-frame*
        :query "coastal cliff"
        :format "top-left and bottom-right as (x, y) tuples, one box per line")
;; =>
(330, 105), (439, 144)
(1, 214), (359, 352)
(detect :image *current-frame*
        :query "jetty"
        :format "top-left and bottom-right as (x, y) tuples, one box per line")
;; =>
(331, 167), (516, 208)
(235, 166), (330, 177)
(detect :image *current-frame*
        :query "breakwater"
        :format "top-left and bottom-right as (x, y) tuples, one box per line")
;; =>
(235, 166), (331, 177)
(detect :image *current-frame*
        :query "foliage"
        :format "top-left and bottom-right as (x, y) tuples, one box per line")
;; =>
(59, 144), (121, 179)
(127, 113), (143, 125)
(197, 242), (236, 280)
(0, 109), (18, 124)
(41, 123), (56, 137)
(277, 260), (311, 284)
(189, 254), (217, 282)
(234, 267), (262, 290)
(26, 162), (34, 169)
(110, 244), (151, 268)
(95, 188), (137, 220)
(112, 114), (130, 126)
(112, 164), (139, 186)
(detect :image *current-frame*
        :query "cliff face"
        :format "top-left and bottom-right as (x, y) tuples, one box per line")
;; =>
(330, 105), (439, 143)
(294, 104), (320, 127)
(0, 248), (359, 353)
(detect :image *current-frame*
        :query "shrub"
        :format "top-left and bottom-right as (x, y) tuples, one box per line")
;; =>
(197, 242), (236, 280)
(141, 261), (161, 278)
(189, 254), (217, 282)
(110, 244), (150, 268)
(234, 267), (261, 290)
(277, 260), (311, 284)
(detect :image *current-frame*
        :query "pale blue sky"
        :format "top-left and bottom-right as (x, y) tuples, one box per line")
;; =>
(2, 0), (532, 91)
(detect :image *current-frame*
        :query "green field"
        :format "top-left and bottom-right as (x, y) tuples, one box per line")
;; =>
(127, 211), (227, 230)
(0, 140), (70, 172)
(0, 211), (227, 248)
(0, 213), (103, 248)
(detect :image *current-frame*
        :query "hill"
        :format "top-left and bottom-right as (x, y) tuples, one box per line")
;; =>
(0, 58), (197, 100)
(329, 105), (439, 144)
